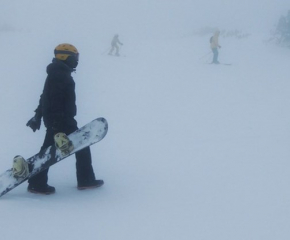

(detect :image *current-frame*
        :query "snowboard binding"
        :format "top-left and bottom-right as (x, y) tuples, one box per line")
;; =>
(12, 155), (29, 179)
(54, 132), (74, 155)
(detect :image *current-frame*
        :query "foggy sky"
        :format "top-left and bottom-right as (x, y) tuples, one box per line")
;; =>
(1, 0), (289, 39)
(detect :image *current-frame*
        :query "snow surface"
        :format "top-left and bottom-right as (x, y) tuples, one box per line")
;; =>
(1, 1), (290, 240)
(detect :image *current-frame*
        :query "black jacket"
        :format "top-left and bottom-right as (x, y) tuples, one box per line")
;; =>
(35, 58), (77, 129)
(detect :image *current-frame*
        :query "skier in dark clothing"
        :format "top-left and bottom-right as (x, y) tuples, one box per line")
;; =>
(26, 43), (104, 194)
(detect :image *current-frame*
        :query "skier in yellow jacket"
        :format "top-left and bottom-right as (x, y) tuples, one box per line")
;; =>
(210, 31), (221, 64)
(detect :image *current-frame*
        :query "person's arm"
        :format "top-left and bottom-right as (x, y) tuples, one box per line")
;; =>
(26, 95), (42, 132)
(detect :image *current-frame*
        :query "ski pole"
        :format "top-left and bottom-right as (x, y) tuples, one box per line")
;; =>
(101, 47), (110, 55)
(199, 51), (212, 60)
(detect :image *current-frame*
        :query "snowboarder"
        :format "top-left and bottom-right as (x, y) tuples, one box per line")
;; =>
(108, 34), (123, 56)
(26, 43), (104, 194)
(210, 30), (221, 64)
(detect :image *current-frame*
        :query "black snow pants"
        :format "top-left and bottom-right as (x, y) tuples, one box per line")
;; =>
(28, 124), (96, 187)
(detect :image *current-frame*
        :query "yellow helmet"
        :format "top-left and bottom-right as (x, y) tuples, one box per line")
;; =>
(54, 43), (79, 61)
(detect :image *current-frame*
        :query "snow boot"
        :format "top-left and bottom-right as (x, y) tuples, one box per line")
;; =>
(77, 179), (104, 190)
(28, 184), (56, 195)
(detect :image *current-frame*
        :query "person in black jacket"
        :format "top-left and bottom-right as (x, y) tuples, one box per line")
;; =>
(26, 43), (104, 194)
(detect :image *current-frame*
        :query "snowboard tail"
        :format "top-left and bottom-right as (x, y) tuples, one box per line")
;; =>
(0, 117), (108, 198)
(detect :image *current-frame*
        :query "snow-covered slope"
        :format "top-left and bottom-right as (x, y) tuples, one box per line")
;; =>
(0, 1), (290, 240)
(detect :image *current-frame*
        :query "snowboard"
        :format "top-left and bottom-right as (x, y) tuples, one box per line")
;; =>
(0, 117), (108, 198)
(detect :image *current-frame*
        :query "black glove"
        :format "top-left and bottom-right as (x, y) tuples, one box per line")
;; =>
(26, 114), (41, 132)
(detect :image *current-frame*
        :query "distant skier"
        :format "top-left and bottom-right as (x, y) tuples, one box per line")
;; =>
(287, 10), (290, 40)
(210, 30), (221, 64)
(276, 15), (287, 35)
(108, 34), (123, 56)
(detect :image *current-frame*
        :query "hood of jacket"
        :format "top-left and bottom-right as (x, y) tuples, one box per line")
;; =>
(46, 58), (74, 75)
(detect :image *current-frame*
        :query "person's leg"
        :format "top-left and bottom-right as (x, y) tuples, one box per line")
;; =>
(75, 146), (96, 184)
(115, 45), (120, 56)
(108, 45), (114, 55)
(28, 129), (55, 194)
(212, 48), (219, 63)
(215, 48), (219, 63)
(64, 125), (96, 185)
(65, 124), (103, 189)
